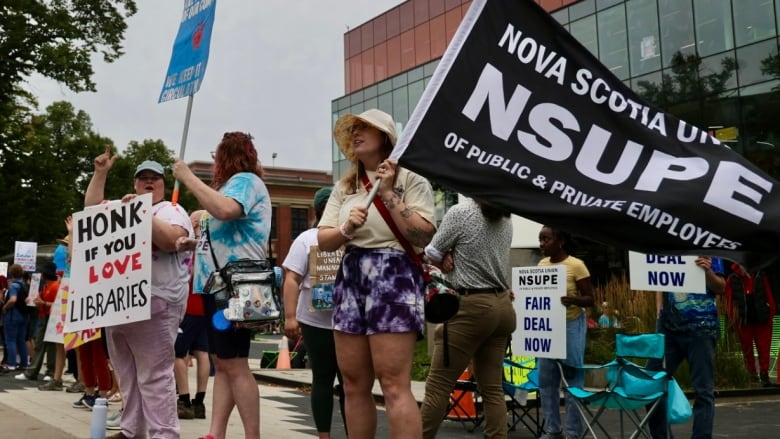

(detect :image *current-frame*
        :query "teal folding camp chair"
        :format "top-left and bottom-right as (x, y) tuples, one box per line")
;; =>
(559, 333), (669, 439)
(503, 356), (544, 437)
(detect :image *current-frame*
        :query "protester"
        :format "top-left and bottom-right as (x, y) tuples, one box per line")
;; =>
(724, 262), (777, 387)
(318, 109), (436, 439)
(648, 256), (726, 439)
(72, 333), (112, 409)
(2, 264), (30, 373)
(598, 301), (619, 329)
(21, 261), (59, 382)
(536, 226), (595, 439)
(85, 148), (193, 439)
(39, 219), (71, 392)
(420, 198), (516, 439)
(174, 209), (210, 420)
(23, 271), (37, 367)
(173, 131), (271, 439)
(283, 186), (347, 439)
(0, 275), (7, 370)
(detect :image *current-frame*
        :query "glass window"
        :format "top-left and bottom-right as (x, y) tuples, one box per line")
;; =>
(424, 59), (440, 77)
(732, 0), (776, 47)
(597, 0), (622, 10)
(408, 65), (424, 82)
(408, 80), (425, 110)
(348, 90), (364, 106)
(551, 9), (569, 25)
(364, 97), (378, 111)
(628, 0), (661, 76)
(392, 87), (409, 125)
(598, 5), (629, 80)
(737, 87), (780, 180)
(631, 70), (664, 95)
(378, 79), (393, 94)
(392, 72), (408, 89)
(700, 50), (738, 94)
(378, 92), (393, 114)
(693, 0), (734, 57)
(570, 0), (596, 21)
(659, 0), (696, 68)
(570, 15), (599, 58)
(737, 39), (778, 86)
(364, 84), (378, 100)
(291, 208), (309, 239)
(337, 96), (350, 111)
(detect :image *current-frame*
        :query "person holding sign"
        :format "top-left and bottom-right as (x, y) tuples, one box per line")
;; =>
(85, 148), (193, 439)
(283, 186), (347, 439)
(536, 226), (594, 439)
(318, 109), (436, 439)
(173, 132), (271, 439)
(419, 198), (516, 439)
(647, 256), (725, 439)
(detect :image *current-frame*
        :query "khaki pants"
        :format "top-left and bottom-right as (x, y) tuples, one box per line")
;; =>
(421, 290), (517, 439)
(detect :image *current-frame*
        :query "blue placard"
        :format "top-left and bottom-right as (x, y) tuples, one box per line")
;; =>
(158, 0), (217, 103)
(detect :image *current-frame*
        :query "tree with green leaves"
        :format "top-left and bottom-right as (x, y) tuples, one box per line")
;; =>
(0, 0), (137, 106)
(0, 101), (197, 256)
(0, 0), (137, 152)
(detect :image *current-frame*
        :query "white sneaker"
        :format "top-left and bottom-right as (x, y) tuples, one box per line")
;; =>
(43, 375), (52, 381)
(14, 373), (26, 380)
(106, 409), (122, 430)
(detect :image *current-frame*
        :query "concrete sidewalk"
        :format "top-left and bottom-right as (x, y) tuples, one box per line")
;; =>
(0, 358), (319, 439)
(4, 361), (780, 438)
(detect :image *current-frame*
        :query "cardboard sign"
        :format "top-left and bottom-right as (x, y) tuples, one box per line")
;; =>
(628, 251), (705, 293)
(66, 194), (153, 332)
(512, 265), (567, 359)
(307, 245), (343, 312)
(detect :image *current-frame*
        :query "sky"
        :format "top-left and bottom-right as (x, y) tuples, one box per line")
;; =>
(25, 0), (404, 172)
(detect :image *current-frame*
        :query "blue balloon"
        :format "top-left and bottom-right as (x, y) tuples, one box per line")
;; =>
(212, 310), (232, 331)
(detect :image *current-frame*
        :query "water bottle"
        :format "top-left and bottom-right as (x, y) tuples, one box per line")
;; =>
(90, 397), (108, 439)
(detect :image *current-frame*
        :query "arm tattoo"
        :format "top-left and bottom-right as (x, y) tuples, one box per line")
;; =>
(400, 207), (413, 218)
(382, 193), (400, 210)
(406, 226), (434, 247)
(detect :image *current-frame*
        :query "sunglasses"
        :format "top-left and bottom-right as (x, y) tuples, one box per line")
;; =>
(350, 121), (372, 135)
(135, 174), (163, 182)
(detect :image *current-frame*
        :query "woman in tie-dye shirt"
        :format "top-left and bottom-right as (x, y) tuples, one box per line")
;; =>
(173, 132), (271, 439)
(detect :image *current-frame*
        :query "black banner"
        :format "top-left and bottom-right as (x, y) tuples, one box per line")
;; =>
(392, 0), (780, 265)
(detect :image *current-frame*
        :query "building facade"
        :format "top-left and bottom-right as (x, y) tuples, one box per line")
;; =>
(331, 0), (780, 282)
(188, 161), (332, 264)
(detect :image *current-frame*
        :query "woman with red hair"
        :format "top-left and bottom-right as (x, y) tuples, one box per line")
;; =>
(173, 132), (272, 439)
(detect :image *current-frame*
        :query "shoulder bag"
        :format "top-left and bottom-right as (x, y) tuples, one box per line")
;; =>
(205, 227), (281, 325)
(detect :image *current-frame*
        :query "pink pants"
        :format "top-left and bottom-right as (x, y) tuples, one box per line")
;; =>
(106, 297), (184, 439)
(736, 319), (773, 375)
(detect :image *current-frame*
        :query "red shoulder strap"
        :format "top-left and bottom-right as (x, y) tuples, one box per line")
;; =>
(361, 173), (422, 267)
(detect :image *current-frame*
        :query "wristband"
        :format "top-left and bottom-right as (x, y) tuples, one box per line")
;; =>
(339, 222), (355, 240)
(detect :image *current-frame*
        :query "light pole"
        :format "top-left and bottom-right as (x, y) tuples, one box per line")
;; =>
(272, 152), (277, 167)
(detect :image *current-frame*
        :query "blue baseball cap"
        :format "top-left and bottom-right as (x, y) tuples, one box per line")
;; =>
(134, 160), (165, 177)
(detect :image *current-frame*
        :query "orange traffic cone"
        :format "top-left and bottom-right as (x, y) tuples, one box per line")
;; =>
(447, 369), (477, 419)
(276, 336), (291, 369)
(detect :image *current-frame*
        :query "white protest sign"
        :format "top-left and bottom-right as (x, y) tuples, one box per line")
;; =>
(0, 262), (7, 277)
(512, 265), (567, 359)
(14, 241), (37, 272)
(44, 278), (68, 344)
(628, 251), (705, 293)
(27, 272), (41, 305)
(66, 194), (153, 332)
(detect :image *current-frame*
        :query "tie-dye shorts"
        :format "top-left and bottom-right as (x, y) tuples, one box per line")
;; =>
(332, 247), (425, 336)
